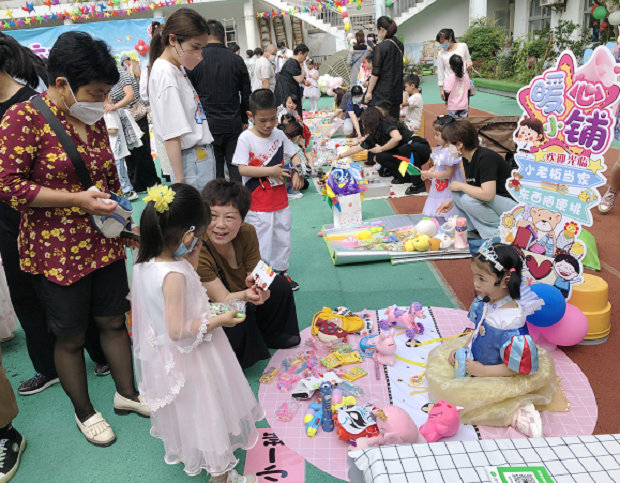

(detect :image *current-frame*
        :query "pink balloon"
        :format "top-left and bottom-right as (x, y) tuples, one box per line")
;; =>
(538, 304), (588, 346)
(526, 323), (557, 352)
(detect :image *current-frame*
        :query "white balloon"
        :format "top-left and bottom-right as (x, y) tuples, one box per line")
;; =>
(609, 10), (620, 25)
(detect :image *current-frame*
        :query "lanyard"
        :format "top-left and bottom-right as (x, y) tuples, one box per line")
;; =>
(466, 296), (512, 357)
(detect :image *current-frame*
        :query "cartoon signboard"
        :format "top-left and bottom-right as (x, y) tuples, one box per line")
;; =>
(500, 47), (620, 298)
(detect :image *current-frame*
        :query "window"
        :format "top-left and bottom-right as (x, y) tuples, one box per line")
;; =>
(494, 8), (512, 36)
(223, 18), (237, 47)
(582, 0), (596, 30)
(529, 0), (551, 34)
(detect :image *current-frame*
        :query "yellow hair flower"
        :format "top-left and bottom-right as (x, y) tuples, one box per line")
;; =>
(143, 185), (176, 213)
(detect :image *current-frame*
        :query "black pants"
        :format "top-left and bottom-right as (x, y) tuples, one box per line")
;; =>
(0, 205), (106, 378)
(375, 142), (427, 185)
(223, 274), (300, 369)
(126, 116), (160, 192)
(212, 131), (241, 182)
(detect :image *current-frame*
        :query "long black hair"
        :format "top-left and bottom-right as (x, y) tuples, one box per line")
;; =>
(0, 33), (39, 89)
(474, 243), (523, 299)
(137, 183), (207, 263)
(449, 54), (464, 78)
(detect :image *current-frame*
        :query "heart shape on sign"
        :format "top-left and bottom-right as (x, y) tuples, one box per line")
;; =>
(525, 255), (552, 279)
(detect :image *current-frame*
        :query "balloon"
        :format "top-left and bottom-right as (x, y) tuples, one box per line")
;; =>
(538, 304), (588, 346)
(593, 5), (607, 20)
(526, 323), (557, 352)
(591, 4), (599, 16)
(385, 0), (393, 5)
(609, 11), (620, 25)
(342, 11), (348, 18)
(344, 23), (351, 31)
(526, 284), (566, 327)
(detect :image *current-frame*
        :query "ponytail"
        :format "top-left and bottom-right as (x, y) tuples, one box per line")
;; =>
(449, 54), (464, 79)
(376, 16), (398, 38)
(506, 268), (522, 300)
(137, 202), (166, 264)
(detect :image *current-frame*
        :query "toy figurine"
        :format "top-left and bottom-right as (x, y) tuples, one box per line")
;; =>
(355, 405), (425, 448)
(419, 399), (462, 442)
(314, 317), (349, 344)
(304, 403), (323, 437)
(379, 303), (425, 339)
(320, 382), (335, 432)
(373, 329), (397, 366)
(334, 404), (380, 442)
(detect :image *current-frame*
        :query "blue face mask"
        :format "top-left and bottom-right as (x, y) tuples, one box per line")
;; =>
(352, 97), (362, 104)
(173, 226), (198, 258)
(440, 42), (450, 50)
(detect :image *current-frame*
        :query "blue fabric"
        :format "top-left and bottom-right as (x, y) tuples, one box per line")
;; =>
(170, 144), (216, 193)
(114, 157), (133, 194)
(500, 335), (539, 375)
(471, 321), (529, 366)
(345, 99), (363, 120)
(467, 296), (485, 326)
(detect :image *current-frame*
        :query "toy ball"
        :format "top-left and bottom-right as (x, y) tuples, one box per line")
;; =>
(538, 303), (588, 346)
(526, 284), (566, 328)
(609, 11), (620, 25)
(415, 218), (439, 238)
(593, 5), (607, 20)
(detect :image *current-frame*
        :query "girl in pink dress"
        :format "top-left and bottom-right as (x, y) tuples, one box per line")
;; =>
(421, 116), (466, 219)
(131, 183), (264, 482)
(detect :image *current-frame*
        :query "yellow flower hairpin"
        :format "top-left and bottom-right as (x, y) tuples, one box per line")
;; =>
(143, 185), (175, 213)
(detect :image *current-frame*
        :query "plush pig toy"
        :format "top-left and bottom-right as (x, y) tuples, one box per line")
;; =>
(419, 399), (462, 443)
(355, 405), (425, 449)
(373, 328), (396, 366)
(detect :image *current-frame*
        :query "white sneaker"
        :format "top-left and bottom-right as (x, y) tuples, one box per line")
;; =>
(226, 470), (258, 483)
(599, 188), (617, 214)
(125, 191), (139, 201)
(113, 392), (151, 418)
(75, 412), (116, 447)
(288, 192), (303, 200)
(511, 403), (543, 438)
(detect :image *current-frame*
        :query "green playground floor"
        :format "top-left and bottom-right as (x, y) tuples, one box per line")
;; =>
(1, 78), (522, 482)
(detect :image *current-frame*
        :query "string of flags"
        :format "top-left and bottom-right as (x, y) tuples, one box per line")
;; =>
(0, 0), (193, 29)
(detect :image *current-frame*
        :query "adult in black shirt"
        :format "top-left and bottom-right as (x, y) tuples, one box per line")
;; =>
(438, 119), (516, 239)
(335, 106), (431, 196)
(188, 20), (251, 182)
(274, 44), (309, 118)
(364, 17), (404, 119)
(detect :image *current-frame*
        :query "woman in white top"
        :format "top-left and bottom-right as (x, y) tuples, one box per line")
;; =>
(148, 8), (215, 192)
(435, 28), (472, 103)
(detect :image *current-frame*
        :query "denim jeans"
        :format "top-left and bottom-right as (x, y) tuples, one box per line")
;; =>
(448, 108), (469, 119)
(451, 191), (516, 239)
(115, 157), (134, 194)
(170, 144), (216, 193)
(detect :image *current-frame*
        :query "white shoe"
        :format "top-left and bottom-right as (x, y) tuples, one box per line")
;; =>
(225, 469), (258, 483)
(287, 192), (303, 200)
(75, 412), (116, 447)
(113, 392), (150, 418)
(511, 403), (542, 438)
(125, 190), (139, 201)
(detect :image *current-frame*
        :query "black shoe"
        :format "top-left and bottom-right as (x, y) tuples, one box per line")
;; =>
(405, 184), (427, 196)
(281, 271), (300, 291)
(94, 364), (111, 377)
(272, 334), (301, 349)
(0, 425), (26, 482)
(17, 373), (59, 396)
(378, 167), (390, 177)
(364, 160), (376, 167)
(391, 177), (408, 185)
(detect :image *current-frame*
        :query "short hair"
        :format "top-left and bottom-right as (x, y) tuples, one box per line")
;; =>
(284, 120), (304, 139)
(433, 114), (455, 130)
(404, 73), (420, 88)
(201, 179), (252, 220)
(285, 93), (299, 106)
(48, 31), (119, 92)
(246, 49), (254, 57)
(228, 42), (240, 53)
(250, 88), (277, 114)
(0, 32), (39, 88)
(441, 119), (479, 150)
(293, 43), (309, 55)
(254, 47), (263, 56)
(206, 19), (225, 42)
(277, 41), (286, 49)
(351, 85), (363, 96)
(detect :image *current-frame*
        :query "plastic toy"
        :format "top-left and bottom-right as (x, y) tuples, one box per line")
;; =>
(259, 366), (278, 384)
(276, 402), (300, 422)
(412, 234), (431, 252)
(379, 303), (425, 339)
(332, 388), (357, 411)
(314, 318), (349, 344)
(291, 372), (343, 400)
(304, 403), (324, 437)
(342, 367), (368, 382)
(415, 218), (439, 238)
(359, 333), (378, 358)
(339, 380), (364, 399)
(373, 329), (397, 366)
(453, 217), (468, 250)
(312, 307), (365, 340)
(419, 399), (462, 442)
(454, 347), (468, 378)
(335, 404), (380, 442)
(354, 405), (425, 448)
(320, 382), (335, 432)
(342, 236), (359, 247)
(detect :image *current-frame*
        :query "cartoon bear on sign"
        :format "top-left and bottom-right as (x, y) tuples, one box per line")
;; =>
(516, 208), (562, 258)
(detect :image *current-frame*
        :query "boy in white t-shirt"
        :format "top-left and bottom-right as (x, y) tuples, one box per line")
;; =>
(103, 109), (139, 201)
(233, 89), (304, 291)
(401, 74), (423, 133)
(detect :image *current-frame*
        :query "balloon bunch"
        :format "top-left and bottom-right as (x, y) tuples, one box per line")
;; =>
(135, 39), (149, 56)
(341, 6), (350, 31)
(591, 4), (608, 31)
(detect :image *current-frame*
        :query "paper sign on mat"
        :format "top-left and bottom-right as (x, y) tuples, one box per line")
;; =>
(244, 429), (305, 482)
(487, 466), (554, 483)
(252, 260), (276, 290)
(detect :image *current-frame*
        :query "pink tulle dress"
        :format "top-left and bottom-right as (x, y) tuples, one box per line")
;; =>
(423, 146), (466, 218)
(131, 258), (265, 477)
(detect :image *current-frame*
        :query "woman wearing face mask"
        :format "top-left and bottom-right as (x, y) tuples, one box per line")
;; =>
(344, 85), (364, 138)
(435, 28), (472, 104)
(363, 16), (404, 119)
(148, 8), (215, 192)
(0, 31), (148, 447)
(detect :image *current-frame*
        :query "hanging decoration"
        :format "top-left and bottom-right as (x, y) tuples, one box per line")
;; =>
(0, 0), (188, 29)
(255, 0), (363, 21)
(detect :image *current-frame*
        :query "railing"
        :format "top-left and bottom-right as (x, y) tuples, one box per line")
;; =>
(282, 0), (376, 31)
(385, 0), (426, 20)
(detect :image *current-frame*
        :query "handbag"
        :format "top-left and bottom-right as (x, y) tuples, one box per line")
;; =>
(127, 100), (148, 121)
(31, 96), (132, 238)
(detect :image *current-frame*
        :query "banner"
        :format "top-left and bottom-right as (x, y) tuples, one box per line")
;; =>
(500, 47), (619, 298)
(243, 429), (305, 482)
(5, 18), (162, 66)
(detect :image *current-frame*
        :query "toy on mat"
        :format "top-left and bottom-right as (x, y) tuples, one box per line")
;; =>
(415, 217), (439, 238)
(320, 352), (344, 369)
(419, 399), (462, 443)
(291, 372), (342, 400)
(379, 303), (425, 339)
(454, 347), (468, 378)
(354, 405), (425, 448)
(335, 404), (381, 442)
(304, 403), (324, 437)
(259, 366), (278, 384)
(332, 388), (357, 411)
(320, 382), (335, 432)
(342, 367), (368, 382)
(314, 318), (349, 344)
(359, 333), (378, 358)
(311, 307), (365, 344)
(275, 401), (300, 422)
(373, 329), (397, 367)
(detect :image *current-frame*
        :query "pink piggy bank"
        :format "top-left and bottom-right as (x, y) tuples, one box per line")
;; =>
(419, 399), (462, 443)
(373, 329), (396, 366)
(355, 405), (424, 448)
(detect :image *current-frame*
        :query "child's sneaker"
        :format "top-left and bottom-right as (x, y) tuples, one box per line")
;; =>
(280, 271), (299, 291)
(599, 188), (617, 214)
(511, 403), (542, 438)
(125, 191), (139, 202)
(287, 191), (303, 200)
(0, 424), (26, 483)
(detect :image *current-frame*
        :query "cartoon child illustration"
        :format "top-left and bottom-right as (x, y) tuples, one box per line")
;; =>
(553, 252), (583, 298)
(516, 117), (545, 153)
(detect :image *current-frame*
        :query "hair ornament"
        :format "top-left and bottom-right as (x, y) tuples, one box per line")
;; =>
(478, 239), (505, 272)
(143, 184), (175, 213)
(509, 268), (516, 273)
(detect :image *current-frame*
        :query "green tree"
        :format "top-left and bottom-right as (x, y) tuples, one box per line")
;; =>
(462, 17), (506, 61)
